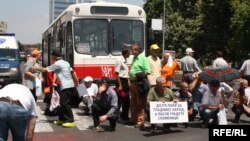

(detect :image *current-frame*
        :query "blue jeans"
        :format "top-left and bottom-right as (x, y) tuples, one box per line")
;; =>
(200, 109), (219, 126)
(0, 101), (30, 141)
(193, 102), (201, 112)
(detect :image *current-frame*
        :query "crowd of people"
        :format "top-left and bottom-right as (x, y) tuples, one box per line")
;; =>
(1, 44), (250, 140)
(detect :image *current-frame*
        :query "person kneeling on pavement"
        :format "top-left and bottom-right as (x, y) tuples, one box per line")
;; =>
(200, 80), (228, 128)
(92, 77), (119, 132)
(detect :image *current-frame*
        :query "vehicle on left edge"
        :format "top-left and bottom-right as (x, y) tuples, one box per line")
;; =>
(0, 33), (22, 88)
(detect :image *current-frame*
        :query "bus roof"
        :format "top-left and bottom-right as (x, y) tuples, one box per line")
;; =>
(43, 1), (146, 34)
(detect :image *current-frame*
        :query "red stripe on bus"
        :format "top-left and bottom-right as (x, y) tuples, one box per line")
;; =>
(73, 65), (116, 79)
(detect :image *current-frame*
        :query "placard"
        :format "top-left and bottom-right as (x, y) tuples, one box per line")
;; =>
(150, 101), (188, 123)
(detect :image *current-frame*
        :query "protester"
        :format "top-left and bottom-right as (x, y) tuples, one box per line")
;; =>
(0, 84), (36, 141)
(189, 76), (208, 115)
(147, 77), (176, 133)
(115, 47), (131, 122)
(24, 48), (42, 101)
(41, 70), (60, 116)
(147, 44), (161, 87)
(144, 44), (161, 121)
(127, 43), (151, 128)
(175, 82), (198, 127)
(231, 79), (250, 123)
(200, 80), (228, 128)
(31, 49), (78, 128)
(81, 76), (98, 115)
(240, 54), (250, 85)
(91, 77), (119, 132)
(180, 48), (201, 84)
(212, 51), (228, 69)
(161, 52), (180, 88)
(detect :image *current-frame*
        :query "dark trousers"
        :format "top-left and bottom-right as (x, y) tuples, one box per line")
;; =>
(200, 109), (219, 126)
(59, 87), (75, 122)
(183, 72), (194, 84)
(232, 105), (250, 120)
(118, 96), (130, 120)
(69, 87), (81, 108)
(91, 102), (118, 128)
(189, 108), (199, 121)
(30, 88), (37, 102)
(118, 77), (130, 121)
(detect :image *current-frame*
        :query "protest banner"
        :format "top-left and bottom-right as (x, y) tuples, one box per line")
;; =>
(150, 101), (188, 123)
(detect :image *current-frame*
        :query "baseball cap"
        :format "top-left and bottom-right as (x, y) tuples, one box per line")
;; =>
(83, 76), (93, 82)
(51, 49), (62, 57)
(31, 49), (41, 56)
(186, 48), (194, 54)
(150, 44), (160, 50)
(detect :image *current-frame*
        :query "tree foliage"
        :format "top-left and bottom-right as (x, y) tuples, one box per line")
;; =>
(229, 0), (250, 62)
(143, 0), (250, 66)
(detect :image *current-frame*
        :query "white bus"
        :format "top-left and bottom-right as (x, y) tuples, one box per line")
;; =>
(42, 0), (146, 81)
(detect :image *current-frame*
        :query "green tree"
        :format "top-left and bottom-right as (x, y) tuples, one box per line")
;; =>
(198, 0), (232, 64)
(228, 0), (250, 63)
(144, 0), (203, 58)
(144, 0), (250, 66)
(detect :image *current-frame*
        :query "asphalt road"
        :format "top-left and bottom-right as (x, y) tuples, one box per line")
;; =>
(6, 100), (250, 141)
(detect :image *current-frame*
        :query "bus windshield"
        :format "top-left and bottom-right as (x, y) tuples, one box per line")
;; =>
(111, 20), (143, 55)
(74, 19), (143, 56)
(74, 19), (109, 56)
(0, 49), (17, 61)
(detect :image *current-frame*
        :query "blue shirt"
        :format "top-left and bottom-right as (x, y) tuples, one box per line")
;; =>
(46, 59), (74, 90)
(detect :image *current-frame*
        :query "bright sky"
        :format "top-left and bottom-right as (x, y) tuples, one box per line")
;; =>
(0, 0), (145, 44)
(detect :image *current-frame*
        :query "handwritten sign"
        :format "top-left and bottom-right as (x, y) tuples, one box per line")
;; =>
(149, 101), (188, 124)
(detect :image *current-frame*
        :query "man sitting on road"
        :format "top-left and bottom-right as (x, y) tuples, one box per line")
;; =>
(147, 76), (176, 133)
(175, 82), (198, 126)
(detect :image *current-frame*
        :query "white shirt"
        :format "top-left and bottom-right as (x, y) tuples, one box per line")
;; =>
(219, 82), (233, 93)
(240, 59), (250, 76)
(201, 89), (223, 110)
(0, 84), (37, 117)
(212, 58), (228, 69)
(115, 56), (129, 78)
(86, 83), (98, 97)
(244, 87), (250, 105)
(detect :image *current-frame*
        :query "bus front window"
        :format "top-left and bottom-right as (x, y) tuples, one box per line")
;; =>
(74, 19), (109, 55)
(111, 20), (144, 55)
